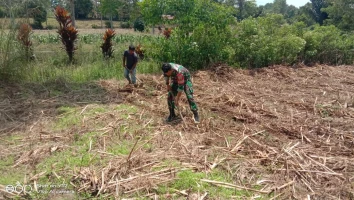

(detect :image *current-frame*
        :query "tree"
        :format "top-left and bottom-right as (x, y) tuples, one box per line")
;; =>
(139, 0), (166, 28)
(273, 0), (287, 15)
(310, 0), (328, 25)
(294, 3), (316, 26)
(0, 0), (25, 27)
(323, 0), (354, 31)
(100, 0), (122, 28)
(234, 0), (258, 20)
(69, 0), (75, 27)
(28, 1), (47, 29)
(140, 0), (235, 68)
(75, 0), (93, 19)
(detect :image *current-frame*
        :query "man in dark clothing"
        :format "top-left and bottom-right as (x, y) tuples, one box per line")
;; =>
(122, 45), (138, 84)
(162, 62), (200, 123)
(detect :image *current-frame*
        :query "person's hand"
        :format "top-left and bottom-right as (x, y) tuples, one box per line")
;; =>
(167, 85), (171, 92)
(129, 70), (133, 74)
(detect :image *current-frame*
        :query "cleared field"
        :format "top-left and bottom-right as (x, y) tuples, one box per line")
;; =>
(0, 64), (353, 199)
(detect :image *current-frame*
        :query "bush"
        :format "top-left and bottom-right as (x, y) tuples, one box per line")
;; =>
(31, 22), (43, 29)
(231, 14), (306, 68)
(105, 21), (113, 28)
(0, 7), (5, 17)
(91, 24), (99, 29)
(303, 25), (354, 65)
(120, 22), (132, 29)
(142, 0), (235, 70)
(134, 18), (145, 32)
(46, 25), (55, 30)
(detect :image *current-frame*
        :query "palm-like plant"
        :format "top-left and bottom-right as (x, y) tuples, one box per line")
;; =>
(54, 6), (78, 63)
(17, 23), (33, 61)
(100, 29), (116, 58)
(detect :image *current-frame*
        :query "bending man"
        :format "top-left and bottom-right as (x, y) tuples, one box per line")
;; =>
(162, 63), (199, 123)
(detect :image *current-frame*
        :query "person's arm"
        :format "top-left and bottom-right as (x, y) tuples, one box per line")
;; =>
(174, 73), (185, 106)
(164, 75), (171, 91)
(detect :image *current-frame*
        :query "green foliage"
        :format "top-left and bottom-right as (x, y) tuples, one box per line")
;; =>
(28, 1), (47, 29)
(139, 0), (165, 26)
(157, 169), (250, 198)
(294, 3), (316, 26)
(233, 0), (259, 20)
(120, 21), (132, 29)
(104, 21), (112, 28)
(0, 6), (5, 17)
(232, 14), (306, 68)
(74, 0), (93, 19)
(303, 25), (354, 65)
(0, 27), (23, 80)
(141, 0), (234, 69)
(323, 0), (354, 31)
(310, 0), (329, 25)
(134, 18), (145, 32)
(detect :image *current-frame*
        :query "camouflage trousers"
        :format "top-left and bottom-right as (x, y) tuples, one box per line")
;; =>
(168, 81), (198, 111)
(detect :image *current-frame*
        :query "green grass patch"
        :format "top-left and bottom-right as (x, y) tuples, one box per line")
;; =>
(107, 140), (133, 156)
(115, 104), (138, 119)
(0, 155), (26, 186)
(37, 131), (106, 175)
(157, 169), (251, 199)
(55, 106), (81, 130)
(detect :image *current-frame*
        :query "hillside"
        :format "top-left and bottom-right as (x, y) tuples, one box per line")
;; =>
(0, 64), (354, 199)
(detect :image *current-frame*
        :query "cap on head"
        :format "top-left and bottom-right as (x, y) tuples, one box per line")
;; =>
(129, 45), (135, 51)
(161, 63), (172, 74)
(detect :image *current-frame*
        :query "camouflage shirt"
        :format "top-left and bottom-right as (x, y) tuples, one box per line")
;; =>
(164, 63), (191, 92)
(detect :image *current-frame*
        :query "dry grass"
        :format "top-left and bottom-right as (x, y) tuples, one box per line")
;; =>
(1, 64), (354, 199)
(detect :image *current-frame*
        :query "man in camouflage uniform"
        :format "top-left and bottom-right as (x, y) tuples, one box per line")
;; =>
(161, 63), (199, 123)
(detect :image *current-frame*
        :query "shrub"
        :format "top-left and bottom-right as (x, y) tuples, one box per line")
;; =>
(303, 25), (353, 65)
(105, 21), (112, 28)
(28, 2), (47, 29)
(46, 25), (55, 30)
(120, 22), (132, 29)
(232, 14), (306, 68)
(134, 18), (145, 32)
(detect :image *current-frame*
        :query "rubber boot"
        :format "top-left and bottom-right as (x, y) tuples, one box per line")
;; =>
(193, 110), (200, 123)
(166, 108), (177, 122)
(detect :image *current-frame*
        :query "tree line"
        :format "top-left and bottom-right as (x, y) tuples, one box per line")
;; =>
(0, 0), (354, 31)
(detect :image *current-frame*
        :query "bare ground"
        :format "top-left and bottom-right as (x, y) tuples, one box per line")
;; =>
(0, 64), (354, 199)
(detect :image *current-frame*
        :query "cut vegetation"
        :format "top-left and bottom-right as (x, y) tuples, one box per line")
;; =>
(1, 64), (354, 199)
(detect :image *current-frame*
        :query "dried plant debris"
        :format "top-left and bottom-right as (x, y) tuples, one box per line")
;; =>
(1, 65), (354, 199)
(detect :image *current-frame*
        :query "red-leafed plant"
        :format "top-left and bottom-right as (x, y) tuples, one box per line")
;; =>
(54, 6), (78, 63)
(136, 44), (144, 60)
(17, 23), (34, 61)
(163, 28), (172, 39)
(100, 29), (116, 58)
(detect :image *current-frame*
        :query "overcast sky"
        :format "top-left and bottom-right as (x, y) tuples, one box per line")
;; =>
(256, 0), (310, 8)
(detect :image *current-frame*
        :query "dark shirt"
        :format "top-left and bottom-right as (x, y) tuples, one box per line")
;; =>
(123, 50), (138, 69)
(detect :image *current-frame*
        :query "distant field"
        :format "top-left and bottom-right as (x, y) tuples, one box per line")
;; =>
(0, 17), (158, 35)
(1, 17), (121, 29)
